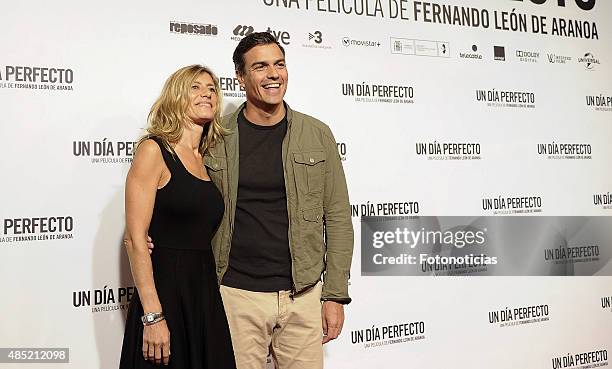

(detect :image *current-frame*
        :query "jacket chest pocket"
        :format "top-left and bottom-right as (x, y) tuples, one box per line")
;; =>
(293, 151), (325, 194)
(204, 156), (227, 192)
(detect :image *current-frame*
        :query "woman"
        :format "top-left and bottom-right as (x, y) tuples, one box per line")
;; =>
(119, 65), (235, 368)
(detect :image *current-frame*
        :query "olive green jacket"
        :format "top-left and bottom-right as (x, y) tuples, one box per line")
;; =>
(204, 102), (354, 303)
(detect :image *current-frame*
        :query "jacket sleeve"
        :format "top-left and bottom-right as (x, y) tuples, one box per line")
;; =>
(321, 127), (354, 304)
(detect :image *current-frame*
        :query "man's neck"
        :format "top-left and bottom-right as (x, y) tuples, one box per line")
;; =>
(243, 101), (286, 126)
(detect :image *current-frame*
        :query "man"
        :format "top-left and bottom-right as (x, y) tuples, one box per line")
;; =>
(203, 32), (354, 369)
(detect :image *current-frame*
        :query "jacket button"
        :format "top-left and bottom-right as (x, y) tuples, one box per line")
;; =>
(214, 164), (218, 168)
(309, 158), (315, 163)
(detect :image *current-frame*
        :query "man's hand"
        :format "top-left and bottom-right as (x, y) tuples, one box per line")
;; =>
(146, 235), (154, 254)
(322, 301), (344, 344)
(123, 232), (155, 254)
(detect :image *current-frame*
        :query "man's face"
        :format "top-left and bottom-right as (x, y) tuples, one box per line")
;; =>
(237, 43), (288, 109)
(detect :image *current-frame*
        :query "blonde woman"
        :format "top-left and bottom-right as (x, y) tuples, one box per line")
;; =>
(119, 65), (236, 369)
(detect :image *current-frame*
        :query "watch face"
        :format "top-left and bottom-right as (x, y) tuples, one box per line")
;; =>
(147, 315), (154, 322)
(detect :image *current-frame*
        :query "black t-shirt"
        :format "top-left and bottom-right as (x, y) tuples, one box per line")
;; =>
(221, 109), (292, 292)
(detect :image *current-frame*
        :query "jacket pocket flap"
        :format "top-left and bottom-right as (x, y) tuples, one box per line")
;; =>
(293, 151), (325, 166)
(204, 156), (227, 171)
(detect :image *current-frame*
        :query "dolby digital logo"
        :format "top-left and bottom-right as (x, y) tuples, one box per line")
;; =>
(73, 139), (136, 164)
(1, 216), (75, 243)
(551, 349), (608, 369)
(0, 65), (74, 91)
(350, 321), (426, 349)
(586, 94), (612, 112)
(488, 304), (550, 328)
(416, 141), (482, 161)
(341, 82), (414, 104)
(515, 49), (540, 63)
(476, 89), (536, 109)
(73, 285), (135, 313)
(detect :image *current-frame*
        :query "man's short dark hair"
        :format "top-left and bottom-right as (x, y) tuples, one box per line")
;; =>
(233, 32), (286, 75)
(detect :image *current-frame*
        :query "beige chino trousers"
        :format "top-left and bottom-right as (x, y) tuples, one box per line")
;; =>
(220, 283), (324, 369)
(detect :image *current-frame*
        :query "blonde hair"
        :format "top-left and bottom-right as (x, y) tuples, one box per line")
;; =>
(140, 65), (226, 154)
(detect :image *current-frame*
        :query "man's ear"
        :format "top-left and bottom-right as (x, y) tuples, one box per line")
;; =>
(236, 70), (245, 89)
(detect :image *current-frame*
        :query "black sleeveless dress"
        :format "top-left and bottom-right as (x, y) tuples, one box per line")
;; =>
(119, 137), (236, 369)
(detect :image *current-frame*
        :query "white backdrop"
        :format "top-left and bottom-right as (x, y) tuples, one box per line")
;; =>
(1, 0), (611, 368)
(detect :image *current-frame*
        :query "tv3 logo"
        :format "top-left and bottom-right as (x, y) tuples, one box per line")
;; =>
(309, 31), (323, 44)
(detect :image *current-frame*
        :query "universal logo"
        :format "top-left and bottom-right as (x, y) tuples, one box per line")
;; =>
(459, 45), (483, 60)
(391, 38), (449, 58)
(169, 21), (218, 36)
(578, 52), (600, 71)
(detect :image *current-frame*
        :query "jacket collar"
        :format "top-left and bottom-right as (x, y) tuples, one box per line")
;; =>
(226, 101), (294, 132)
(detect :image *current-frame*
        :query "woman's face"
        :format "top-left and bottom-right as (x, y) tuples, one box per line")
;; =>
(186, 72), (217, 125)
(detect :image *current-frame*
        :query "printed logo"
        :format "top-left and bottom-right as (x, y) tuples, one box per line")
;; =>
(578, 52), (600, 71)
(0, 65), (74, 91)
(231, 25), (254, 41)
(73, 139), (136, 164)
(459, 44), (483, 60)
(494, 46), (506, 61)
(476, 89), (536, 109)
(586, 95), (612, 112)
(266, 27), (291, 45)
(302, 31), (332, 50)
(481, 195), (543, 214)
(342, 37), (380, 48)
(489, 304), (550, 328)
(169, 21), (218, 36)
(544, 244), (600, 265)
(1, 216), (75, 243)
(602, 296), (612, 312)
(593, 192), (612, 210)
(416, 141), (482, 161)
(337, 142), (347, 161)
(547, 53), (572, 64)
(341, 82), (414, 104)
(537, 142), (592, 160)
(391, 38), (450, 58)
(516, 50), (540, 63)
(551, 349), (608, 369)
(351, 321), (426, 349)
(220, 76), (245, 99)
(73, 285), (135, 313)
(351, 202), (420, 218)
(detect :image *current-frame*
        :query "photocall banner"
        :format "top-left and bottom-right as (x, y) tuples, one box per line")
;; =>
(0, 0), (611, 368)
